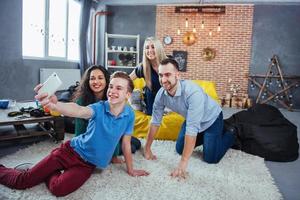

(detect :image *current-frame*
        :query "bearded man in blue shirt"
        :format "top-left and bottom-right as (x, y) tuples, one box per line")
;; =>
(144, 58), (234, 179)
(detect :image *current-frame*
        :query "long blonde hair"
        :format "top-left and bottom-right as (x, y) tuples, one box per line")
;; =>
(142, 37), (167, 90)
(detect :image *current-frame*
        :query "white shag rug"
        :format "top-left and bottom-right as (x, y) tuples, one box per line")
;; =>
(0, 134), (282, 200)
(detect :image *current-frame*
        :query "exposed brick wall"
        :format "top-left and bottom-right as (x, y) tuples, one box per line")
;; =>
(156, 5), (253, 98)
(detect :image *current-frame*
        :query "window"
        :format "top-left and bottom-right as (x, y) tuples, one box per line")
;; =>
(22, 0), (81, 61)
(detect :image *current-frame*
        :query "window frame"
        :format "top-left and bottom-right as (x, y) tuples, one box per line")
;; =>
(22, 0), (80, 62)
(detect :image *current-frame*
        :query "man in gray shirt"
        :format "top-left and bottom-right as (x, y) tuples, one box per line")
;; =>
(144, 58), (234, 179)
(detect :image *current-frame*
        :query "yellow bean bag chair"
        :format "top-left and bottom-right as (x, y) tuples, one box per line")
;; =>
(132, 78), (220, 141)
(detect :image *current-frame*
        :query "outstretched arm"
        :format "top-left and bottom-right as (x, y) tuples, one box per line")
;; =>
(122, 135), (149, 177)
(170, 134), (196, 179)
(144, 124), (160, 160)
(34, 84), (92, 119)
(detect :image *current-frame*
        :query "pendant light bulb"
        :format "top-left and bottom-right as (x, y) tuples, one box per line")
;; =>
(217, 23), (221, 32)
(193, 25), (196, 33)
(185, 18), (188, 28)
(201, 20), (204, 29)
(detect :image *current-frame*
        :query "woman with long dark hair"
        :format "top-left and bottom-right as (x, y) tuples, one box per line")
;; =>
(72, 65), (110, 136)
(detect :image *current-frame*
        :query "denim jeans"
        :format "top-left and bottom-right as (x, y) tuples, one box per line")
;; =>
(175, 112), (234, 163)
(113, 136), (141, 156)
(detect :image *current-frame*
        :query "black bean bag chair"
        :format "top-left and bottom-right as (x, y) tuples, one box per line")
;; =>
(224, 104), (299, 162)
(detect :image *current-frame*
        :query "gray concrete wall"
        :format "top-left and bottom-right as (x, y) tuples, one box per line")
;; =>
(249, 5), (300, 109)
(105, 5), (156, 74)
(0, 0), (78, 101)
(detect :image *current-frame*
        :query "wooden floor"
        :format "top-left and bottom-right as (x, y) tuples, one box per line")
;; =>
(223, 107), (300, 200)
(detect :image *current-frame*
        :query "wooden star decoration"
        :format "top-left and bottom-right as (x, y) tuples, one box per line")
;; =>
(248, 55), (300, 111)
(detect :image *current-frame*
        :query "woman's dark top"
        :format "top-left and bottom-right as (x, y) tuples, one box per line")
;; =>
(135, 64), (161, 115)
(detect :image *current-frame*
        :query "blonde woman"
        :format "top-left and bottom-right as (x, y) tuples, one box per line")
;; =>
(130, 37), (167, 115)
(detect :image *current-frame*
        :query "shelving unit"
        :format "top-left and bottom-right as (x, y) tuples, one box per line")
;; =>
(105, 33), (140, 72)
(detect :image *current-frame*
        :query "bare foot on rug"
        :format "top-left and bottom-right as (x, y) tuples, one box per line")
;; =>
(111, 156), (124, 164)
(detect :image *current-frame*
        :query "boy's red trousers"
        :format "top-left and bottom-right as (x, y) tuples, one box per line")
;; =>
(0, 141), (95, 197)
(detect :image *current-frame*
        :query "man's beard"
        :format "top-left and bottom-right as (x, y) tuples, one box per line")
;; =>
(164, 79), (178, 95)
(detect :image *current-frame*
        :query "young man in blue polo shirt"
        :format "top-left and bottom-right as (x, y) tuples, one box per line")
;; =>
(143, 58), (234, 179)
(0, 71), (149, 197)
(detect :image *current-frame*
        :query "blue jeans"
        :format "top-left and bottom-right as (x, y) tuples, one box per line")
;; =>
(175, 112), (234, 163)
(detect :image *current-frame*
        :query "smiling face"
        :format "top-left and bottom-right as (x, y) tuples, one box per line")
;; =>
(107, 77), (131, 105)
(144, 40), (156, 61)
(158, 63), (180, 96)
(89, 69), (107, 96)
